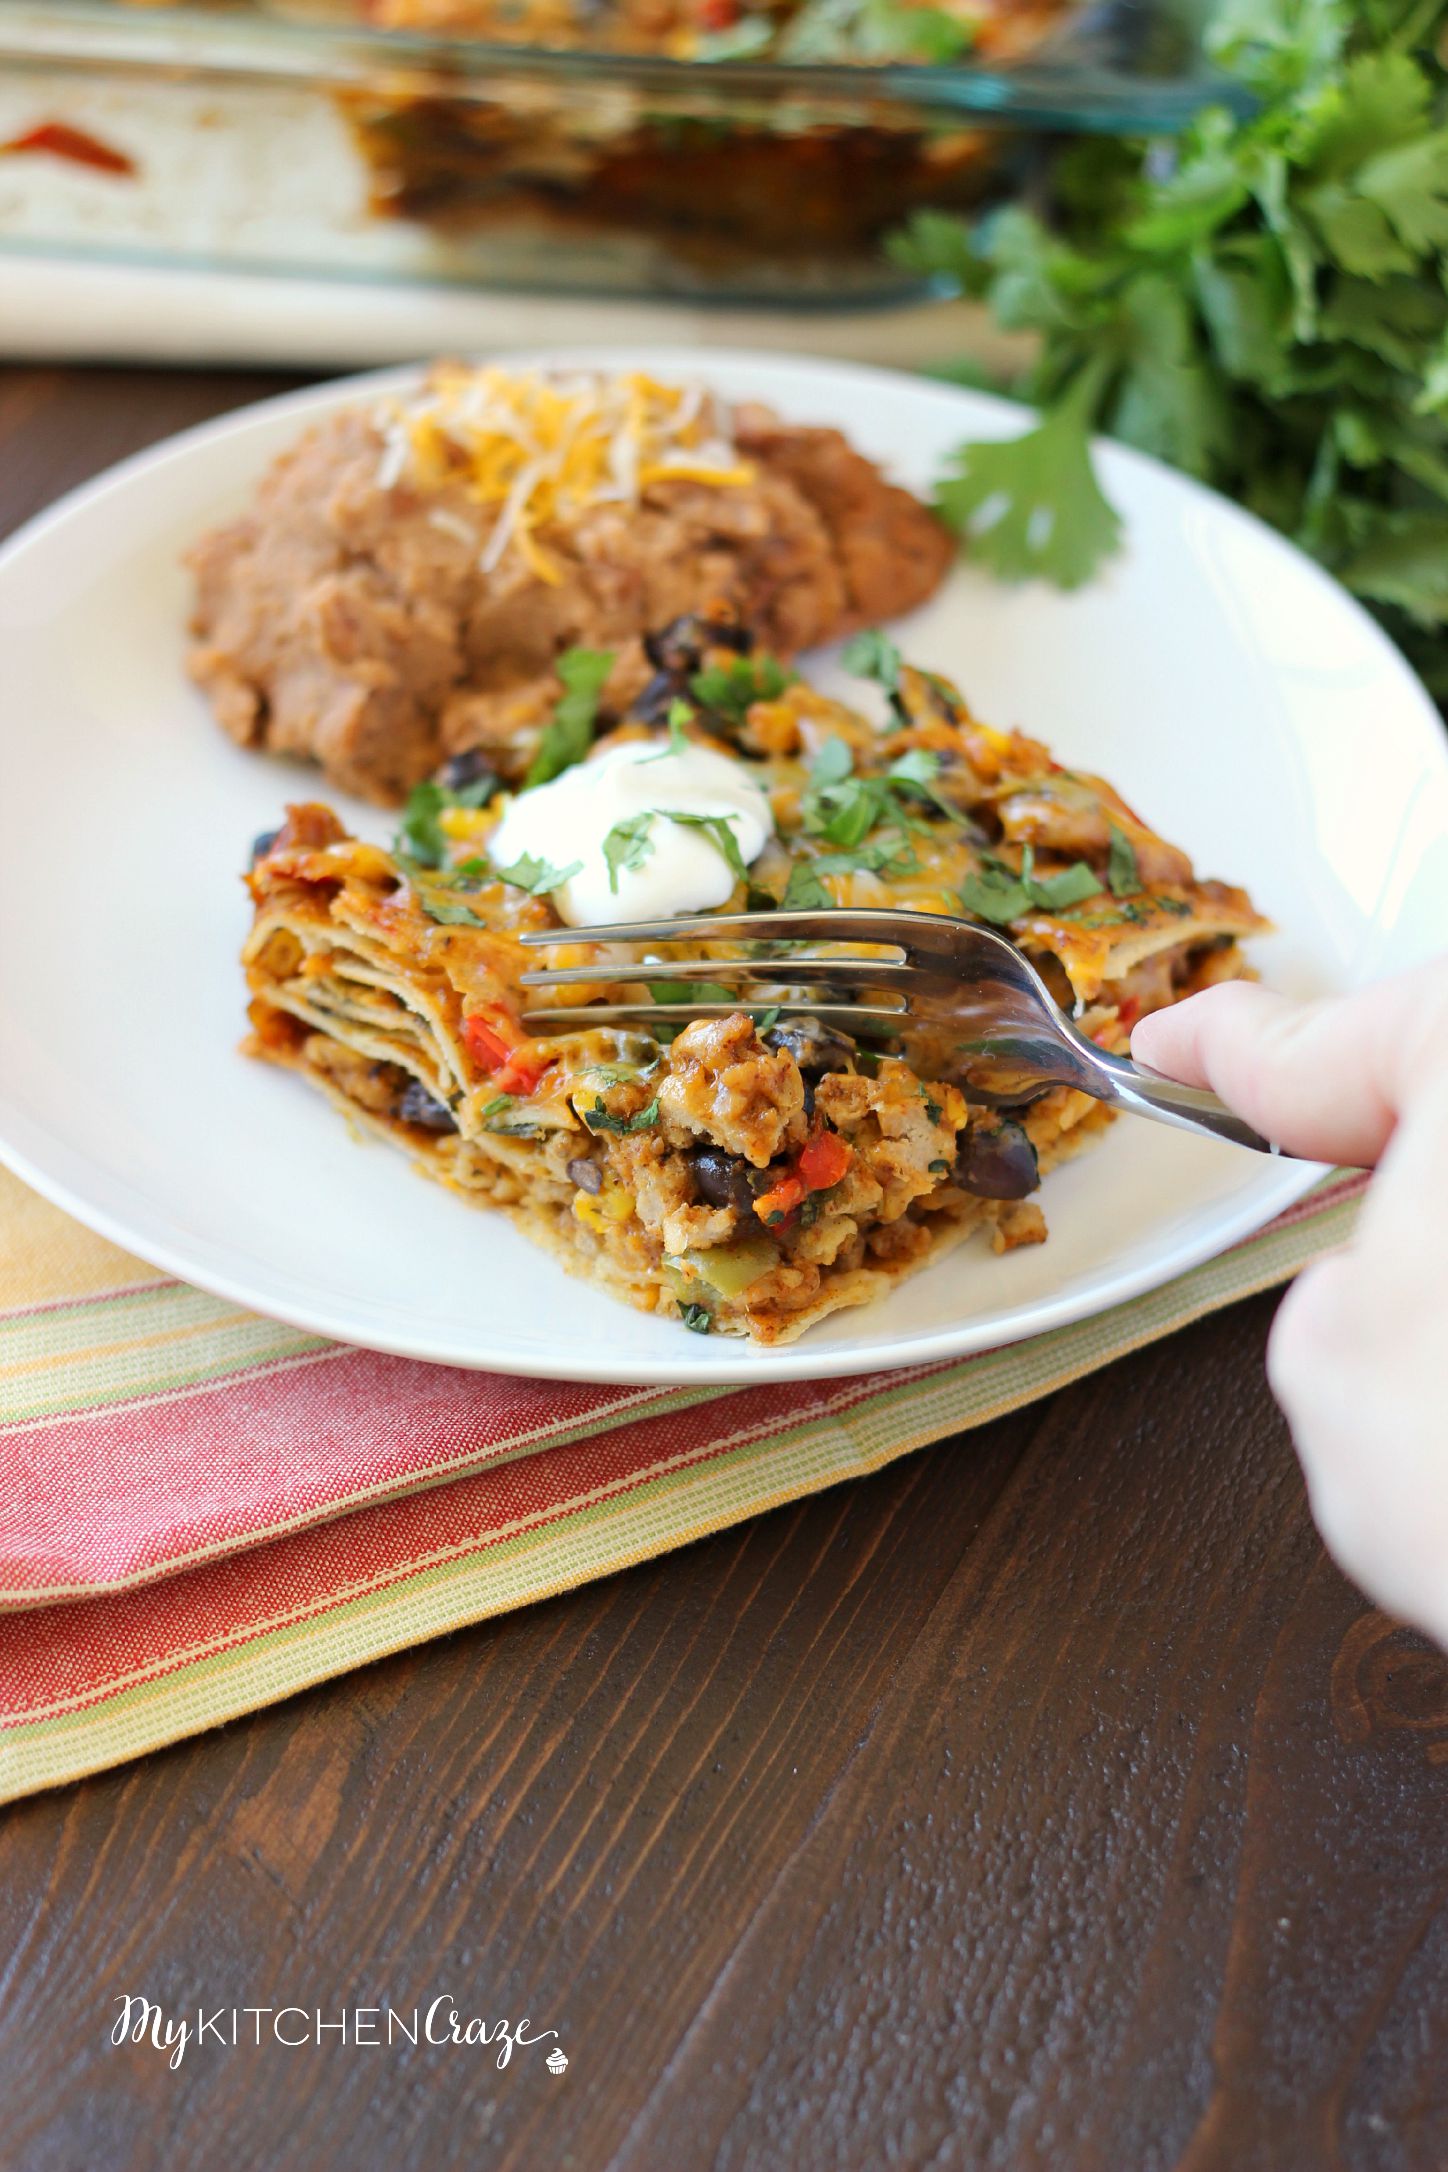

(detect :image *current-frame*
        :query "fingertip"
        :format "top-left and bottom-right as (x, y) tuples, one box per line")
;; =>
(1129, 1003), (1193, 1078)
(1130, 980), (1274, 1088)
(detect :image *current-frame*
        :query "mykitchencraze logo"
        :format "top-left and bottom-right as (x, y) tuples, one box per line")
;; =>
(110, 1996), (566, 2074)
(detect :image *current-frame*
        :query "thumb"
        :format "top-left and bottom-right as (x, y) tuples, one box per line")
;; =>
(1128, 973), (1448, 1168)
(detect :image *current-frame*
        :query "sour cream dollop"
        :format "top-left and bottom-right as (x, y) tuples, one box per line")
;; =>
(488, 739), (774, 927)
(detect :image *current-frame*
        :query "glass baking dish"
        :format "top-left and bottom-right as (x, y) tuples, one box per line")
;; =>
(0, 0), (1233, 304)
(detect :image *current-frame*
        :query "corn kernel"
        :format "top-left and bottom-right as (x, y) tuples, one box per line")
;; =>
(439, 807), (492, 841)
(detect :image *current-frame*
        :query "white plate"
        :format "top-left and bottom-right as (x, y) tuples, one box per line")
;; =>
(1, 352), (1444, 1385)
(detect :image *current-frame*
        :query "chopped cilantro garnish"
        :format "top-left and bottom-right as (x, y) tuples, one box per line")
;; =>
(780, 861), (836, 911)
(885, 746), (967, 826)
(1107, 823), (1142, 897)
(689, 653), (792, 726)
(603, 812), (657, 893)
(780, 834), (921, 911)
(959, 847), (1103, 926)
(639, 699), (696, 762)
(525, 647), (615, 789)
(801, 737), (963, 853)
(490, 850), (582, 896)
(809, 736), (855, 789)
(395, 766), (502, 868)
(680, 1302), (714, 1334)
(840, 627), (903, 690)
(1027, 854), (1106, 910)
(415, 893), (489, 928)
(890, 2), (973, 62)
(582, 1095), (660, 1135)
(657, 809), (749, 885)
(477, 1092), (542, 1138)
(647, 978), (738, 1008)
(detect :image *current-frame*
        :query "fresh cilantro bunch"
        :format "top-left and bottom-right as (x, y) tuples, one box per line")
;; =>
(891, 0), (1448, 695)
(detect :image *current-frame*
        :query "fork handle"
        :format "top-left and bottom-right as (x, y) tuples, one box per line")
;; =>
(1084, 1049), (1298, 1157)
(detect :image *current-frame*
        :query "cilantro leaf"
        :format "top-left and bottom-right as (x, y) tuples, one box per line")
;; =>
(680, 1302), (714, 1333)
(958, 866), (1032, 925)
(638, 699), (695, 762)
(582, 1095), (660, 1135)
(959, 850), (1102, 925)
(809, 736), (855, 789)
(1026, 858), (1104, 910)
(840, 628), (903, 690)
(490, 850), (582, 895)
(396, 781), (450, 869)
(689, 654), (792, 726)
(893, 2), (973, 62)
(415, 892), (489, 928)
(779, 834), (920, 909)
(886, 746), (967, 826)
(1107, 824), (1142, 897)
(525, 648), (615, 789)
(779, 860), (836, 911)
(894, 7), (1448, 694)
(1338, 511), (1448, 625)
(657, 810), (749, 885)
(603, 812), (657, 893)
(647, 978), (738, 1008)
(934, 379), (1124, 589)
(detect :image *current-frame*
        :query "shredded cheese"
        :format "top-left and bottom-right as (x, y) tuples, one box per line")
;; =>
(373, 366), (754, 586)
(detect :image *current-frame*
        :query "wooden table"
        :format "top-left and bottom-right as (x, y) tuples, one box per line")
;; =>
(2, 368), (1446, 2172)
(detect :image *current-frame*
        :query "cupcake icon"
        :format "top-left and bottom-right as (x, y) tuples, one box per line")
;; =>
(547, 2048), (568, 2076)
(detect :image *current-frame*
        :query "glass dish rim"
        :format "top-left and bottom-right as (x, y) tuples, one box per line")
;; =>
(0, 0), (1254, 130)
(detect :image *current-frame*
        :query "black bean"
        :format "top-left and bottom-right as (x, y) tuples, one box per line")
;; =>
(644, 613), (751, 675)
(437, 748), (500, 797)
(689, 1146), (768, 1214)
(954, 1117), (1040, 1200)
(567, 1156), (603, 1194)
(397, 1079), (458, 1134)
(764, 1017), (858, 1073)
(250, 828), (281, 863)
(630, 670), (689, 727)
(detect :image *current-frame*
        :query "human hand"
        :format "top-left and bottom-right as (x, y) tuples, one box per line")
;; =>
(1131, 964), (1448, 1643)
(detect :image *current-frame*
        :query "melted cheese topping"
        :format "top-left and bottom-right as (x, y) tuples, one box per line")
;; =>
(487, 740), (774, 928)
(374, 366), (755, 586)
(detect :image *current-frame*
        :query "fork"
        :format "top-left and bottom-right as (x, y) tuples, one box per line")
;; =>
(518, 907), (1291, 1156)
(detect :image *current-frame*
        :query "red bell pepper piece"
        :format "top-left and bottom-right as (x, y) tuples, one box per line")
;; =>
(754, 1127), (854, 1226)
(463, 1010), (550, 1096)
(797, 1129), (852, 1192)
(463, 1014), (512, 1071)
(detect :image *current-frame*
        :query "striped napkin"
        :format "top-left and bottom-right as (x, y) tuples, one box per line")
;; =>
(0, 1164), (1364, 1803)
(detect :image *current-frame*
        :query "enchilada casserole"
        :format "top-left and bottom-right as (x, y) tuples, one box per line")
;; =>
(241, 615), (1265, 1344)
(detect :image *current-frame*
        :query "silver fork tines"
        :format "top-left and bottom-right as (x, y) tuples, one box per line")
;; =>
(515, 908), (1294, 1157)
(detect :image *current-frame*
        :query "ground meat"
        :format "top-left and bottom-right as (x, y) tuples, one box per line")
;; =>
(813, 1059), (961, 1221)
(303, 1036), (410, 1114)
(731, 405), (956, 629)
(656, 1015), (808, 1168)
(187, 400), (953, 805)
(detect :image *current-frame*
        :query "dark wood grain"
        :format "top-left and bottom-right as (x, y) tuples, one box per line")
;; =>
(1, 369), (1444, 2172)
